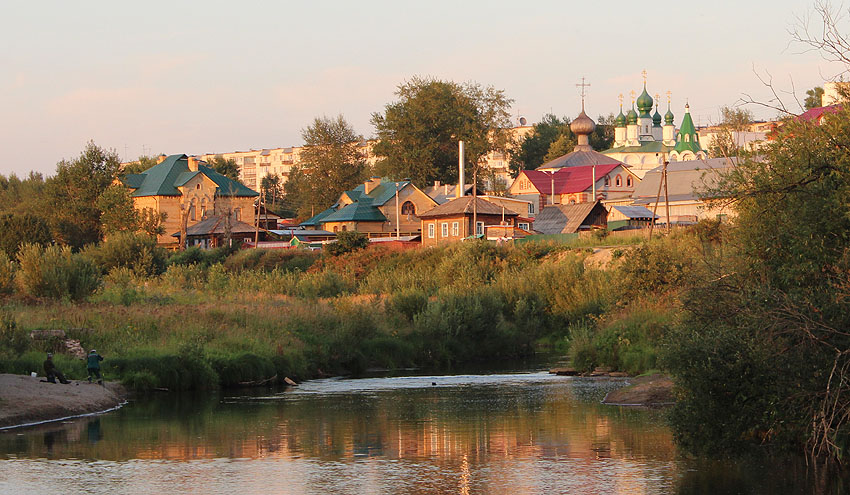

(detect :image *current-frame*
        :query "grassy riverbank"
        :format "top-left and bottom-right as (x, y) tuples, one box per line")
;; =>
(0, 232), (699, 393)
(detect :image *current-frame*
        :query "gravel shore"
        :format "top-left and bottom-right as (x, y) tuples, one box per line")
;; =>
(0, 374), (128, 429)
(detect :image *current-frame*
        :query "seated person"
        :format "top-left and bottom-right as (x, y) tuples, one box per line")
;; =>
(43, 353), (70, 384)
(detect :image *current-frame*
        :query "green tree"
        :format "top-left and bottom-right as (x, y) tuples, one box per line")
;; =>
(667, 102), (850, 462)
(284, 115), (366, 219)
(121, 155), (161, 175)
(0, 214), (52, 257)
(371, 77), (513, 186)
(543, 133), (577, 163)
(325, 230), (369, 256)
(260, 174), (282, 212)
(47, 141), (121, 249)
(804, 86), (824, 110)
(509, 114), (569, 175)
(208, 157), (240, 182)
(591, 113), (616, 151)
(708, 106), (754, 159)
(96, 184), (166, 237)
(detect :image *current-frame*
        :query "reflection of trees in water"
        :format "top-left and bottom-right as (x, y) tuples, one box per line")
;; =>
(0, 380), (675, 466)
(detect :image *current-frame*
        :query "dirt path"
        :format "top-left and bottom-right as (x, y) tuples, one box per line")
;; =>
(0, 374), (128, 429)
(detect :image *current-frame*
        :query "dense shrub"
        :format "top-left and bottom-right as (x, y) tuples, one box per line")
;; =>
(209, 352), (277, 387)
(15, 244), (101, 301)
(167, 245), (236, 268)
(296, 270), (349, 299)
(108, 350), (219, 392)
(223, 248), (317, 273)
(386, 287), (428, 321)
(0, 251), (15, 295)
(325, 230), (368, 256)
(82, 231), (167, 276)
(0, 213), (52, 257)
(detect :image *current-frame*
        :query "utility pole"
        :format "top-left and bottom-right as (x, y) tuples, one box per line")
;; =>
(472, 167), (478, 237)
(648, 164), (665, 240)
(663, 161), (671, 235)
(395, 183), (400, 239)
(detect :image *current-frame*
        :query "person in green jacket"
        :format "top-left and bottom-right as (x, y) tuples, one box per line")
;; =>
(87, 349), (104, 385)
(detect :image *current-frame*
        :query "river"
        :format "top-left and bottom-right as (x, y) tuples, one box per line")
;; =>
(0, 371), (840, 494)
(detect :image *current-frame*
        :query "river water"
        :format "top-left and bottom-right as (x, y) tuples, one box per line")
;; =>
(0, 372), (841, 494)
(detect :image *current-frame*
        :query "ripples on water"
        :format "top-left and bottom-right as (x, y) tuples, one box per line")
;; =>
(0, 372), (841, 494)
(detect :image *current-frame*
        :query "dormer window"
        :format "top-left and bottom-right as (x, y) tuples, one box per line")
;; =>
(615, 175), (622, 187)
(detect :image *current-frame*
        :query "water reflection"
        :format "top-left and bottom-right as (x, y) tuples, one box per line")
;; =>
(0, 372), (842, 494)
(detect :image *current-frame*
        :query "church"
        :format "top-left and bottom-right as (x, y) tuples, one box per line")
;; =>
(602, 75), (706, 178)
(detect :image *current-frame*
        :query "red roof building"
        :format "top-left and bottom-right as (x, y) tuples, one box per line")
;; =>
(507, 163), (639, 214)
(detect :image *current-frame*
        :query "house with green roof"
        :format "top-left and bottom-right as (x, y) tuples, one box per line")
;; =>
(301, 177), (437, 236)
(120, 154), (259, 247)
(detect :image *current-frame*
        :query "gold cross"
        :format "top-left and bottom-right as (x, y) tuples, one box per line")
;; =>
(576, 77), (591, 110)
(630, 90), (636, 103)
(655, 93), (660, 109)
(641, 69), (647, 83)
(666, 90), (672, 104)
(618, 93), (623, 107)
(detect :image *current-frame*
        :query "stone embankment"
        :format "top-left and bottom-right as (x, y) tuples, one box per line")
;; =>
(0, 374), (128, 429)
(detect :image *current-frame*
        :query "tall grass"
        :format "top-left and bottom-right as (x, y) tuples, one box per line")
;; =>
(0, 231), (705, 388)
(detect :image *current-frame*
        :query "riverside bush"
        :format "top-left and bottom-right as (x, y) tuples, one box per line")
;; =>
(15, 244), (100, 301)
(82, 231), (167, 276)
(0, 251), (15, 295)
(386, 287), (428, 321)
(296, 270), (348, 299)
(224, 248), (317, 273)
(209, 352), (277, 387)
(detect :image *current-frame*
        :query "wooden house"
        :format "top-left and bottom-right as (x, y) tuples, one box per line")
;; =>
(418, 196), (519, 247)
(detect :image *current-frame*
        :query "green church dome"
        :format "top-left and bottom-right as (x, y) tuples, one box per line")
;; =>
(626, 105), (638, 125)
(636, 85), (653, 116)
(652, 108), (662, 126)
(614, 107), (626, 127)
(664, 108), (675, 125)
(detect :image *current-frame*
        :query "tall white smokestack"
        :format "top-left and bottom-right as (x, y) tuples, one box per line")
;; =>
(457, 140), (465, 199)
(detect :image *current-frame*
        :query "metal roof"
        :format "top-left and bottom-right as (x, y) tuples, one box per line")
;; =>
(612, 205), (658, 219)
(299, 207), (337, 227)
(632, 157), (737, 202)
(537, 149), (624, 170)
(122, 154), (258, 198)
(519, 164), (624, 195)
(321, 202), (387, 223)
(418, 196), (518, 218)
(532, 202), (604, 234)
(171, 215), (259, 237)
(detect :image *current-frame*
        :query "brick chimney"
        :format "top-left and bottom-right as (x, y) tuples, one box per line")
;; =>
(187, 156), (199, 172)
(156, 154), (167, 164)
(364, 176), (381, 194)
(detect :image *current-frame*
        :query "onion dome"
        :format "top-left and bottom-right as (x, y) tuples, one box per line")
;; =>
(636, 85), (653, 116)
(652, 108), (662, 127)
(626, 105), (638, 125)
(664, 107), (675, 125)
(570, 110), (596, 136)
(614, 107), (626, 127)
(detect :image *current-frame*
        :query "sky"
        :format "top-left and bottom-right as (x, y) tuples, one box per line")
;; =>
(1, 0), (846, 176)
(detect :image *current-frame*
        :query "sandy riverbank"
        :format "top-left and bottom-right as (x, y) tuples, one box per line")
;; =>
(0, 374), (128, 429)
(602, 373), (674, 407)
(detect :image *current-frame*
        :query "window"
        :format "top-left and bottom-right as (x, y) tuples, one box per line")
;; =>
(518, 222), (529, 230)
(189, 205), (196, 221)
(341, 225), (347, 232)
(196, 184), (200, 190)
(615, 175), (622, 187)
(428, 223), (435, 238)
(528, 203), (535, 215)
(626, 176), (633, 187)
(441, 222), (449, 237)
(333, 226), (339, 233)
(451, 222), (459, 236)
(234, 208), (241, 221)
(401, 201), (415, 216)
(476, 221), (484, 236)
(604, 176), (610, 187)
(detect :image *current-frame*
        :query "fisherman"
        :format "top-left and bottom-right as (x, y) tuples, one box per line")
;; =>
(87, 349), (104, 385)
(43, 353), (70, 384)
